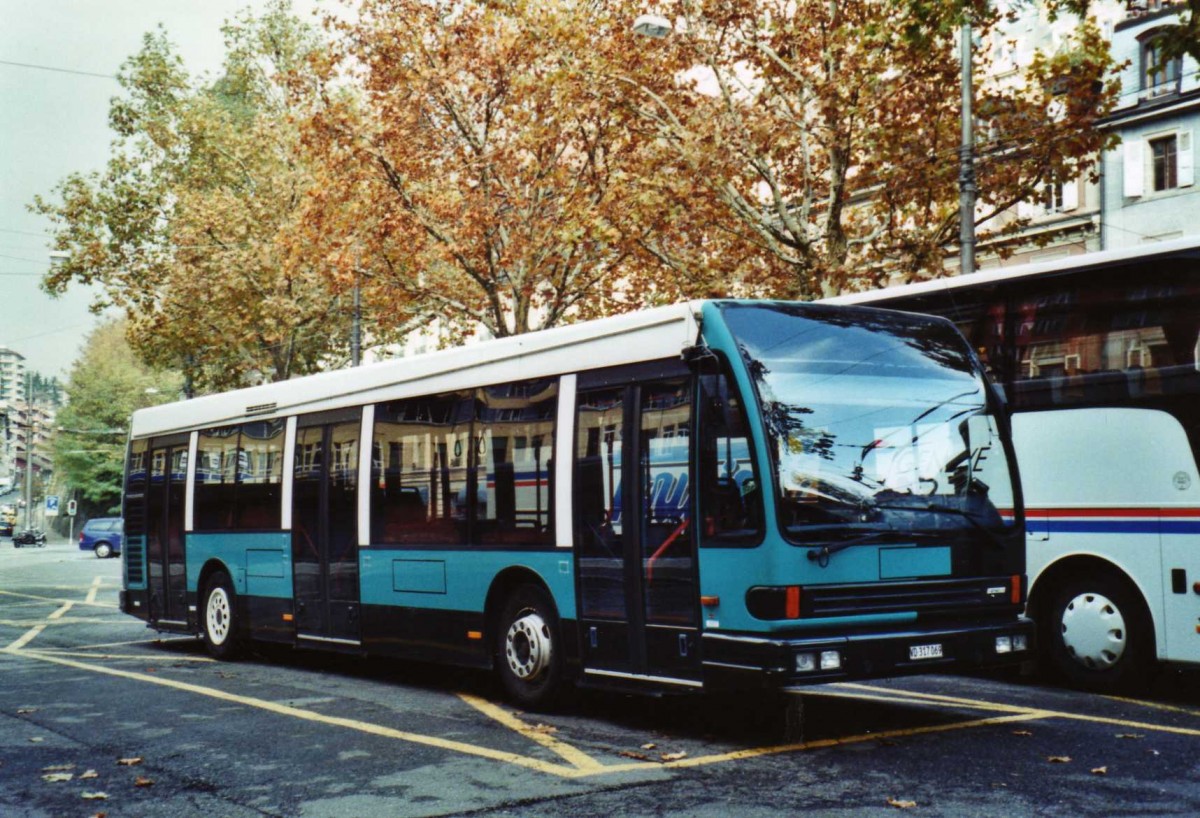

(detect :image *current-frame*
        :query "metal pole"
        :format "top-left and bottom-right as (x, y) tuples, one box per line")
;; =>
(959, 18), (977, 276)
(23, 372), (33, 531)
(351, 278), (361, 367)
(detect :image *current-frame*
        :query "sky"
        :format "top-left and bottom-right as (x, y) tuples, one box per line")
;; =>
(0, 0), (322, 379)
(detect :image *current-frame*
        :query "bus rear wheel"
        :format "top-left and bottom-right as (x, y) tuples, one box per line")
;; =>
(496, 585), (563, 710)
(201, 570), (242, 660)
(1041, 570), (1153, 694)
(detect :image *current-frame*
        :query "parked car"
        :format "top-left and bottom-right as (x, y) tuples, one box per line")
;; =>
(79, 517), (123, 558)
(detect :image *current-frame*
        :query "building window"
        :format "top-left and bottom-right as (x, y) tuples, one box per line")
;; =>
(1151, 135), (1178, 191)
(1142, 36), (1181, 98)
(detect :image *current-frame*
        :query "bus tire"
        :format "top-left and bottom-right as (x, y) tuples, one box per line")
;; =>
(1041, 570), (1153, 694)
(495, 584), (563, 710)
(201, 570), (242, 660)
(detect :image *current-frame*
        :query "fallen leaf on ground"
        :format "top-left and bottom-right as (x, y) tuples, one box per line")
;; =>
(116, 758), (143, 766)
(887, 798), (918, 809)
(29, 737), (44, 743)
(80, 770), (99, 780)
(1091, 766), (1108, 775)
(1115, 733), (1144, 740)
(43, 764), (75, 772)
(660, 751), (688, 762)
(134, 777), (154, 787)
(530, 723), (557, 734)
(1047, 756), (1072, 763)
(16, 708), (37, 715)
(618, 750), (649, 761)
(641, 743), (657, 750)
(1011, 730), (1034, 737)
(42, 773), (74, 783)
(81, 792), (109, 800)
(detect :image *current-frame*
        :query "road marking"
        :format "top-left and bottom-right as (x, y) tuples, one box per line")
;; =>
(67, 637), (196, 651)
(834, 683), (1200, 738)
(459, 693), (608, 774)
(85, 576), (103, 605)
(1103, 694), (1200, 719)
(1, 649), (603, 778)
(5, 625), (46, 652)
(48, 602), (74, 620)
(0, 589), (117, 609)
(27, 649), (215, 662)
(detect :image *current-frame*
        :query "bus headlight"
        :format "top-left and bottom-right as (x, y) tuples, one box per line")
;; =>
(1012, 634), (1029, 652)
(995, 636), (1012, 654)
(820, 650), (842, 670)
(796, 652), (816, 672)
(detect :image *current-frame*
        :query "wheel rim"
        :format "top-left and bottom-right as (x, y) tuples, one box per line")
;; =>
(96, 544), (111, 559)
(1060, 591), (1127, 670)
(504, 611), (551, 681)
(206, 587), (232, 646)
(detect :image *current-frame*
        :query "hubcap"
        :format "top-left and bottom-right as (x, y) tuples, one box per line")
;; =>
(505, 612), (551, 681)
(1060, 591), (1126, 670)
(206, 587), (231, 646)
(96, 544), (111, 559)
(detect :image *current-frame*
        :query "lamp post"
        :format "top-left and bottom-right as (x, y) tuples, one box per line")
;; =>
(959, 16), (977, 276)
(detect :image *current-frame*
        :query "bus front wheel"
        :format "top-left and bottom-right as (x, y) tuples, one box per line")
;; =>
(495, 585), (563, 709)
(1041, 570), (1153, 693)
(201, 570), (242, 660)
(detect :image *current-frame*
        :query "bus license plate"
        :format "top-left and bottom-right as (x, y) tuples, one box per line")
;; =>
(909, 643), (944, 661)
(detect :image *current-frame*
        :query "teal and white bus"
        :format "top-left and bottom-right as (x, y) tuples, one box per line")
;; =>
(120, 300), (1033, 706)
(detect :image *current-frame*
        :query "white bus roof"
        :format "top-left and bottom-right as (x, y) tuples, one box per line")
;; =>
(131, 301), (705, 439)
(824, 235), (1200, 307)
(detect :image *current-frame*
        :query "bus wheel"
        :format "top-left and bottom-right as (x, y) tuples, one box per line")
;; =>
(496, 585), (563, 710)
(1041, 571), (1153, 693)
(201, 571), (242, 660)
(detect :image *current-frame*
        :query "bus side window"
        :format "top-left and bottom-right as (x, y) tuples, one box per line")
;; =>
(698, 371), (762, 545)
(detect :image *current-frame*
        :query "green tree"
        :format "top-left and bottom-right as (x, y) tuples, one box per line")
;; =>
(51, 321), (181, 517)
(33, 1), (357, 391)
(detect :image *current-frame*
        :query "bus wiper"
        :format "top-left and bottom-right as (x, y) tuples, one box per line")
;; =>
(873, 501), (1007, 551)
(802, 528), (939, 567)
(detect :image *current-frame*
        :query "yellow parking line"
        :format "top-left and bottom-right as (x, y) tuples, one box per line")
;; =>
(85, 576), (103, 605)
(836, 683), (1200, 738)
(1103, 694), (1200, 719)
(48, 602), (74, 620)
(25, 649), (215, 662)
(3, 649), (594, 778)
(5, 625), (46, 652)
(0, 589), (117, 609)
(459, 693), (608, 774)
(68, 637), (196, 651)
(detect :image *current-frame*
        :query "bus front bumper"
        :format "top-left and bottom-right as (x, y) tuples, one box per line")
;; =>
(700, 617), (1036, 689)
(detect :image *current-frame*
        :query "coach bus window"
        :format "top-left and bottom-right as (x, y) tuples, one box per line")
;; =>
(698, 370), (762, 546)
(236, 420), (284, 529)
(372, 394), (471, 545)
(1012, 273), (1200, 409)
(576, 387), (626, 620)
(473, 379), (557, 546)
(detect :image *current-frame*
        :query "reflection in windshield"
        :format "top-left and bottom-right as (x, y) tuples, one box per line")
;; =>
(720, 303), (1017, 548)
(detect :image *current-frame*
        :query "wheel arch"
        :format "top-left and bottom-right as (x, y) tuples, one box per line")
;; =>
(196, 558), (238, 602)
(1028, 554), (1158, 657)
(483, 567), (556, 666)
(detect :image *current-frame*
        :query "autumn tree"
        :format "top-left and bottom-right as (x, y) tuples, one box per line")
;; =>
(292, 0), (737, 340)
(51, 321), (182, 518)
(601, 0), (1119, 296)
(34, 1), (361, 391)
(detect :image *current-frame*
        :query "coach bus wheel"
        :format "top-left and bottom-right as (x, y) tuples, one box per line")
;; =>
(201, 571), (242, 660)
(1041, 570), (1153, 694)
(94, 542), (112, 559)
(496, 585), (563, 710)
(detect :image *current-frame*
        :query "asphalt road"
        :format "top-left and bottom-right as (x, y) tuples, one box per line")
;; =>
(2, 539), (1198, 817)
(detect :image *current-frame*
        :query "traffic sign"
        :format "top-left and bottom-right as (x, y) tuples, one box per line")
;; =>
(45, 495), (59, 517)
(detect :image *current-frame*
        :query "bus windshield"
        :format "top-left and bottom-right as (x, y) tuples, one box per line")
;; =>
(719, 303), (1018, 546)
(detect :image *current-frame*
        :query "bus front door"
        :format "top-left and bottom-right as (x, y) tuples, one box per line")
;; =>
(291, 416), (362, 647)
(145, 440), (187, 627)
(575, 375), (701, 686)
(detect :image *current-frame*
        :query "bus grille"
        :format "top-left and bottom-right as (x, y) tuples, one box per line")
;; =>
(804, 577), (1012, 618)
(125, 536), (146, 586)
